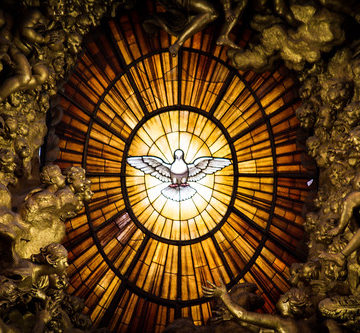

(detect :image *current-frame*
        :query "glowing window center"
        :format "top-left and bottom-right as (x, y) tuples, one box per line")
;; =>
(125, 110), (234, 240)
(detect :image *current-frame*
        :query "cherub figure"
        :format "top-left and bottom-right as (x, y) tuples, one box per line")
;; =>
(0, 148), (17, 186)
(166, 0), (217, 56)
(304, 212), (319, 233)
(15, 165), (92, 258)
(14, 137), (32, 178)
(66, 32), (82, 56)
(319, 189), (360, 267)
(209, 282), (264, 331)
(203, 279), (316, 333)
(0, 243), (68, 303)
(0, 276), (21, 316)
(144, 0), (218, 57)
(65, 166), (93, 203)
(19, 165), (73, 225)
(217, 0), (299, 49)
(216, 0), (248, 50)
(0, 0), (65, 102)
(19, 183), (62, 229)
(0, 10), (48, 102)
(289, 261), (321, 287)
(39, 164), (66, 193)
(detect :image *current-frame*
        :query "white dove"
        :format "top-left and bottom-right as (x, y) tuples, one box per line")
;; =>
(127, 149), (231, 202)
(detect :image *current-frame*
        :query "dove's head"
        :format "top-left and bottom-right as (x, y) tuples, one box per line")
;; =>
(174, 149), (184, 160)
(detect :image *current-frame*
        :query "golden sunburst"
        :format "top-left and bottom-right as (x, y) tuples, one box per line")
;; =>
(126, 111), (233, 240)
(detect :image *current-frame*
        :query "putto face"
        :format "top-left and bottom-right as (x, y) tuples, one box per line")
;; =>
(324, 261), (345, 281)
(54, 257), (69, 274)
(52, 173), (66, 188)
(46, 0), (65, 19)
(276, 294), (291, 317)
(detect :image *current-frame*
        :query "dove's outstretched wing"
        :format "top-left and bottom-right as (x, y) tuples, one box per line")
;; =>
(127, 156), (172, 182)
(188, 157), (231, 182)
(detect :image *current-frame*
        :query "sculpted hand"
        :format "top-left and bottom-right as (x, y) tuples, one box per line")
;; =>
(209, 310), (225, 324)
(31, 288), (47, 301)
(202, 277), (227, 298)
(209, 309), (233, 323)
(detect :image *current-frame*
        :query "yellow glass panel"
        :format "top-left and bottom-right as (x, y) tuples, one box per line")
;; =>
(151, 194), (167, 214)
(160, 219), (173, 239)
(180, 220), (191, 241)
(151, 215), (166, 236)
(161, 200), (180, 220)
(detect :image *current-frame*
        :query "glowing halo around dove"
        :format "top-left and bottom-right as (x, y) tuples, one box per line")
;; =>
(127, 149), (232, 201)
(124, 110), (235, 240)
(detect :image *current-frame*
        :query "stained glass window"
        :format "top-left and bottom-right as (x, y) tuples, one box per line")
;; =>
(55, 7), (313, 332)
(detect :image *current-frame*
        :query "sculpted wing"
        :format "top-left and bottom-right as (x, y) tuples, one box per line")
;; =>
(188, 157), (231, 182)
(127, 156), (172, 182)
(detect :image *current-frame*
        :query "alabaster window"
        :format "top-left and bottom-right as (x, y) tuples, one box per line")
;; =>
(55, 8), (312, 332)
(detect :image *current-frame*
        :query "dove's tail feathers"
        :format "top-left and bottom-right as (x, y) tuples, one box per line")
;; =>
(161, 185), (196, 201)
